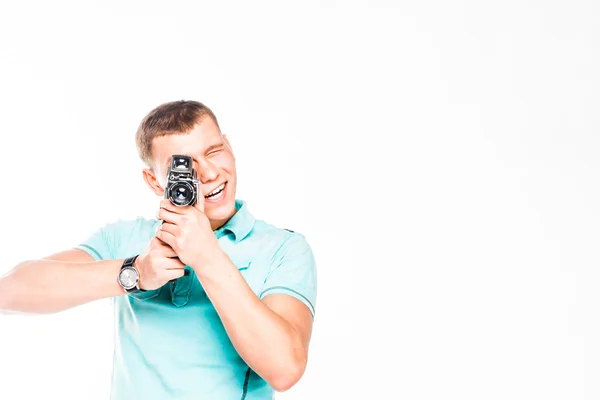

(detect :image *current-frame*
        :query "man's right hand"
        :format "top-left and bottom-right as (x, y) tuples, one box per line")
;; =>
(135, 237), (186, 290)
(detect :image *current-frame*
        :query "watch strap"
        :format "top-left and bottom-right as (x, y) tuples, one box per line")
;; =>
(120, 255), (146, 293)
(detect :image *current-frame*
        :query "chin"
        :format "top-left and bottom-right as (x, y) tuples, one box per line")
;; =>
(203, 180), (236, 222)
(205, 198), (236, 222)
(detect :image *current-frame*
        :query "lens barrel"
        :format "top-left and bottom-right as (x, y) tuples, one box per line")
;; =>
(168, 181), (196, 206)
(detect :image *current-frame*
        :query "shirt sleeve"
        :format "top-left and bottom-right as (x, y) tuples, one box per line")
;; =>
(75, 221), (122, 261)
(259, 232), (318, 317)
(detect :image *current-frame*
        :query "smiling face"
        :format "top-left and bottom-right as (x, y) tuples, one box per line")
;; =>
(142, 117), (238, 230)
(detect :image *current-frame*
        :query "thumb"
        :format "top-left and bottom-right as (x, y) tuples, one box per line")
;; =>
(195, 187), (205, 213)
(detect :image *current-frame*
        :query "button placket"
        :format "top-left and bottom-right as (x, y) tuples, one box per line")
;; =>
(170, 265), (194, 307)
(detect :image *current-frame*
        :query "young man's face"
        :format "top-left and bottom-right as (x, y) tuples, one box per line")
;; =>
(145, 117), (238, 229)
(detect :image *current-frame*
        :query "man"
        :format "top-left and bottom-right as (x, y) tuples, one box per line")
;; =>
(0, 100), (318, 399)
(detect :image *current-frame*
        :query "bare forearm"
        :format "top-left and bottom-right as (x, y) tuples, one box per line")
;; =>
(195, 255), (305, 391)
(0, 259), (125, 314)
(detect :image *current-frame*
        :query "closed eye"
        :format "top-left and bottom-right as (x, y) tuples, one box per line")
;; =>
(206, 144), (224, 156)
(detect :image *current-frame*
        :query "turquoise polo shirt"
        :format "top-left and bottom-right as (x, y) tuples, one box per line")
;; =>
(75, 200), (317, 400)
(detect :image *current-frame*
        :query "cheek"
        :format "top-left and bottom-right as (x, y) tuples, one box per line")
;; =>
(155, 169), (167, 189)
(212, 154), (235, 173)
(222, 154), (236, 172)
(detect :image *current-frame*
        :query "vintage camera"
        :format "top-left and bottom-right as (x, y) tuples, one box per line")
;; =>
(164, 155), (200, 207)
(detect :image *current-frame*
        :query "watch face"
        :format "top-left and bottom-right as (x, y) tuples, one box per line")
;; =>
(119, 267), (138, 289)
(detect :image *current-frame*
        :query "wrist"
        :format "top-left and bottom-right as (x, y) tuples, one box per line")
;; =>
(117, 255), (145, 293)
(191, 247), (227, 278)
(133, 256), (145, 290)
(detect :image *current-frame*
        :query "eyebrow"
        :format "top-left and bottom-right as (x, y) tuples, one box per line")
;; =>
(205, 143), (224, 153)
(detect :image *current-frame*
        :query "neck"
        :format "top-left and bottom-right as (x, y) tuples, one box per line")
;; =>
(210, 219), (226, 231)
(209, 209), (237, 231)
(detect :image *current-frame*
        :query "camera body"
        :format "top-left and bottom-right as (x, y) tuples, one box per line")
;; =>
(164, 155), (200, 207)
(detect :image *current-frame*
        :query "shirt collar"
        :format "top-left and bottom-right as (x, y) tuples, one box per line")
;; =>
(215, 199), (255, 243)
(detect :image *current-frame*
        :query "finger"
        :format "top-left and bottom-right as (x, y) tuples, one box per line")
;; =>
(164, 257), (186, 270)
(194, 190), (205, 213)
(160, 198), (185, 214)
(163, 268), (185, 281)
(152, 234), (173, 248)
(194, 184), (210, 213)
(156, 241), (178, 258)
(149, 236), (163, 247)
(159, 222), (180, 237)
(157, 208), (182, 225)
(156, 229), (177, 249)
(148, 236), (177, 258)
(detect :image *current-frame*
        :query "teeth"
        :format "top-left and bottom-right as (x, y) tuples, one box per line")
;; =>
(206, 183), (225, 197)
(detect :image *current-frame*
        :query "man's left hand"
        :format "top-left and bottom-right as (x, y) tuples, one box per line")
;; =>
(155, 197), (221, 270)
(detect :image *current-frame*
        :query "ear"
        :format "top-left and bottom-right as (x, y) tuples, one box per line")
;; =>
(142, 168), (165, 197)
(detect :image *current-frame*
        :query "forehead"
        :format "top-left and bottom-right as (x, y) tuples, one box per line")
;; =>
(151, 119), (222, 167)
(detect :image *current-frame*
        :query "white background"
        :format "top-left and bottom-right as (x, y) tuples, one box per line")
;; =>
(0, 1), (598, 399)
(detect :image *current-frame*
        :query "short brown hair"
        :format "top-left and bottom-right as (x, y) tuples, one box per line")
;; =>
(135, 100), (220, 167)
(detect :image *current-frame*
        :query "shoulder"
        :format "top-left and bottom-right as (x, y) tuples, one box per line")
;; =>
(100, 216), (159, 238)
(251, 218), (302, 239)
(99, 216), (160, 255)
(78, 216), (159, 260)
(250, 219), (311, 254)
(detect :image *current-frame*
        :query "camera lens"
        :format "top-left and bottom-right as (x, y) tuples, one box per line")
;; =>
(175, 186), (189, 200)
(169, 182), (195, 206)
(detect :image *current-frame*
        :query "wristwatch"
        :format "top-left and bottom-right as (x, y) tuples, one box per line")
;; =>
(117, 255), (146, 293)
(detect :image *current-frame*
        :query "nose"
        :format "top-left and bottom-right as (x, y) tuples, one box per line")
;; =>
(197, 158), (218, 184)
